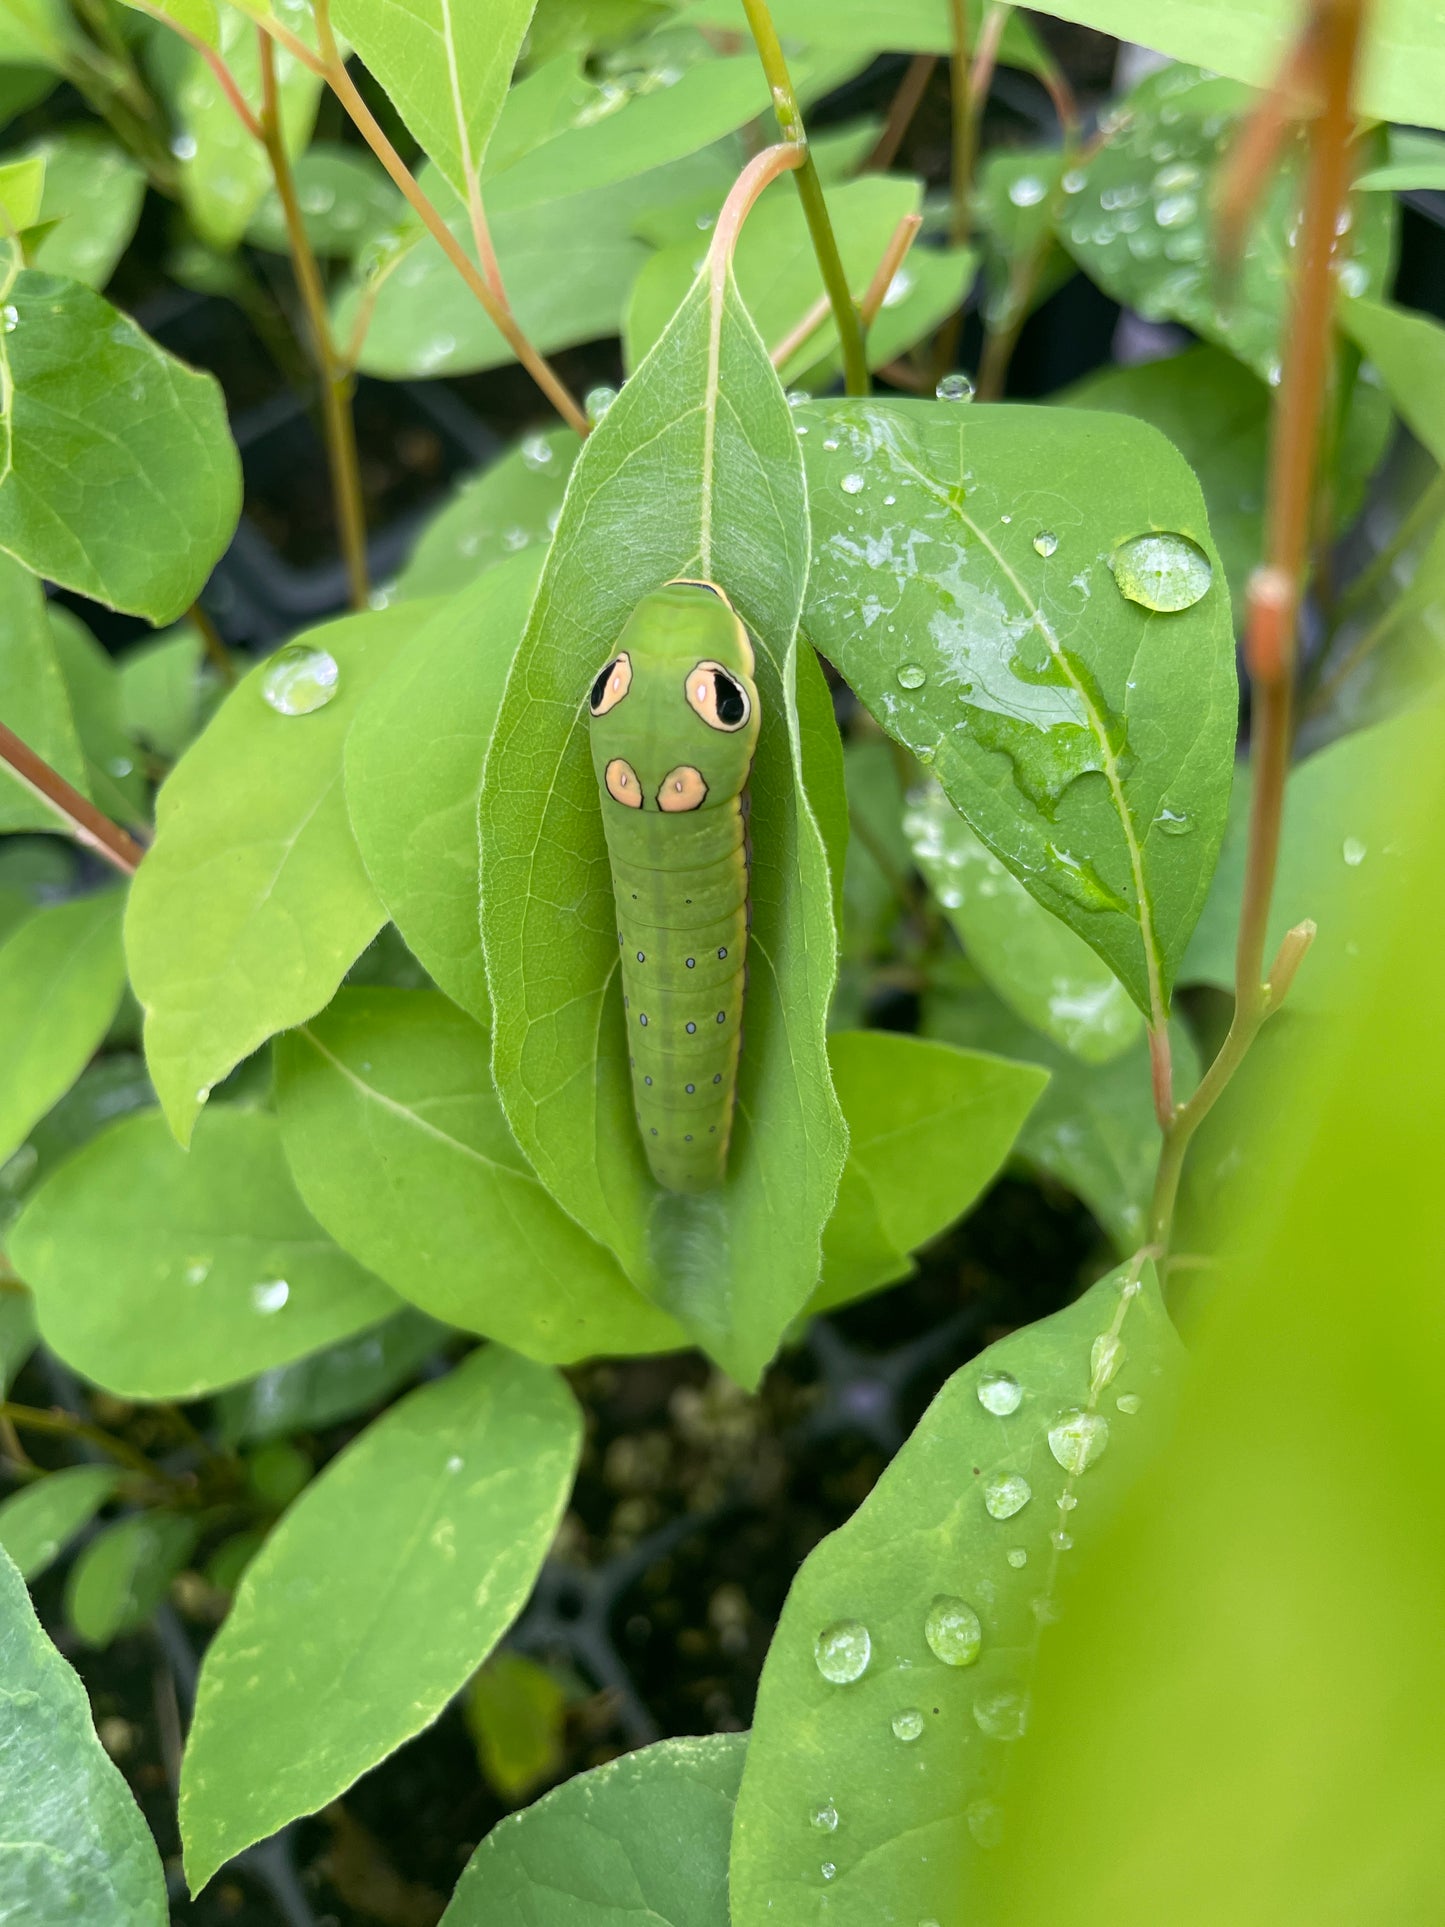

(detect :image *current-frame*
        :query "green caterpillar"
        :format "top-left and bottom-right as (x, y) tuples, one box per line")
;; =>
(587, 580), (760, 1193)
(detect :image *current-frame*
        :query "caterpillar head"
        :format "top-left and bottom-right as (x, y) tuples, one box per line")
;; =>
(587, 580), (761, 815)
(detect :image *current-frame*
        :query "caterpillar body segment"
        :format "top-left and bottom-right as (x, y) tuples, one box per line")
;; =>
(586, 581), (760, 1192)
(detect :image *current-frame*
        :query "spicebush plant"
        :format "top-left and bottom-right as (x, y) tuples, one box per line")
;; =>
(1, 0), (1442, 1918)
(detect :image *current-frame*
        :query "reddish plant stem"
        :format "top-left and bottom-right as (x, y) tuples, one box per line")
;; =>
(1149, 0), (1367, 1253)
(0, 722), (145, 874)
(865, 54), (937, 173)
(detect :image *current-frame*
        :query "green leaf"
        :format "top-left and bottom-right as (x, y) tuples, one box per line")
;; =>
(275, 989), (685, 1359)
(442, 1732), (745, 1925)
(117, 621), (205, 759)
(0, 268), (242, 622)
(0, 1290), (37, 1390)
(155, 7), (321, 249)
(65, 1510), (197, 1645)
(1339, 296), (1445, 466)
(0, 0), (82, 67)
(489, 53), (773, 213)
(730, 1259), (1182, 1926)
(0, 1543), (168, 1921)
(345, 145), (738, 378)
(22, 130), (145, 287)
(0, 1464), (118, 1580)
(483, 49), (598, 179)
(331, 0), (534, 207)
(1183, 709), (1427, 1011)
(981, 657), (1445, 1927)
(798, 397), (1238, 1021)
(345, 559), (538, 1023)
(974, 147), (1072, 335)
(0, 551), (87, 830)
(0, 1051), (155, 1239)
(681, 0), (1043, 69)
(480, 253), (846, 1386)
(0, 1456), (118, 1580)
(463, 1649), (568, 1804)
(126, 605), (434, 1144)
(213, 1305), (449, 1444)
(626, 174), (933, 386)
(1063, 344), (1392, 622)
(0, 889), (126, 1165)
(923, 971), (1199, 1252)
(49, 608), (149, 825)
(835, 736), (908, 977)
(1017, 0), (1445, 135)
(905, 783), (1141, 1063)
(797, 642), (848, 930)
(0, 150), (43, 227)
(393, 430), (577, 601)
(179, 1345), (581, 1891)
(246, 141), (404, 258)
(117, 0), (219, 41)
(10, 1107), (401, 1398)
(812, 1030), (1046, 1314)
(1056, 66), (1395, 383)
(1357, 127), (1445, 193)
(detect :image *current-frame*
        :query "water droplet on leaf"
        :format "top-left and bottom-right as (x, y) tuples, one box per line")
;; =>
(1090, 1333), (1125, 1392)
(1008, 174), (1046, 207)
(977, 1369), (1023, 1416)
(251, 1279), (290, 1314)
(1110, 532), (1212, 612)
(814, 1618), (871, 1684)
(1048, 1408), (1109, 1475)
(585, 385), (618, 424)
(1006, 1547), (1027, 1568)
(841, 472), (865, 495)
(1116, 1392), (1142, 1415)
(892, 1707), (925, 1741)
(936, 372), (975, 402)
(1342, 836), (1366, 866)
(1032, 529), (1058, 557)
(924, 1595), (982, 1667)
(896, 662), (927, 690)
(262, 644), (340, 716)
(1154, 806), (1192, 836)
(983, 1472), (1031, 1519)
(967, 1799), (1004, 1846)
(811, 1801), (838, 1832)
(519, 434), (554, 471)
(973, 1690), (1027, 1741)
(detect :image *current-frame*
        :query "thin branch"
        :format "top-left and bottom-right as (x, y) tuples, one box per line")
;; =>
(308, 0), (589, 437)
(187, 601), (239, 688)
(258, 30), (368, 609)
(864, 54), (937, 173)
(0, 722), (145, 874)
(738, 0), (870, 396)
(1148, 0), (1368, 1252)
(859, 212), (924, 326)
(708, 143), (805, 281)
(0, 1402), (172, 1483)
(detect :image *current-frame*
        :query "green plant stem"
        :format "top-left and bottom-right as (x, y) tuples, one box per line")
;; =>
(258, 32), (369, 611)
(0, 1401), (171, 1484)
(738, 0), (869, 396)
(0, 722), (145, 875)
(188, 602), (239, 688)
(1148, 0), (1367, 1253)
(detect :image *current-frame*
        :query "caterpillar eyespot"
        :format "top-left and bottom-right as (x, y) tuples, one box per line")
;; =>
(586, 580), (760, 1193)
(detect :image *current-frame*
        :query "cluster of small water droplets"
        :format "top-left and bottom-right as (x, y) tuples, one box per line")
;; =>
(814, 1618), (871, 1684)
(262, 643), (340, 716)
(1047, 1408), (1110, 1475)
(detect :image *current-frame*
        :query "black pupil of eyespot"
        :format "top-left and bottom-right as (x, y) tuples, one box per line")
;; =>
(590, 661), (616, 709)
(714, 670), (745, 726)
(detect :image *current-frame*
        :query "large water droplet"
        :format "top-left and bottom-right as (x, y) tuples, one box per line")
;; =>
(973, 1690), (1028, 1741)
(814, 1618), (871, 1684)
(1154, 805), (1192, 836)
(841, 472), (865, 495)
(585, 384), (617, 424)
(983, 1472), (1031, 1520)
(924, 1595), (982, 1667)
(892, 1707), (925, 1742)
(896, 662), (928, 690)
(1032, 529), (1058, 557)
(936, 372), (975, 403)
(1116, 1392), (1142, 1415)
(251, 1278), (290, 1314)
(1008, 174), (1046, 208)
(977, 1370), (1023, 1417)
(1110, 532), (1212, 612)
(1090, 1333), (1125, 1392)
(811, 1800), (839, 1832)
(262, 644), (340, 716)
(1048, 1408), (1110, 1475)
(1342, 836), (1367, 867)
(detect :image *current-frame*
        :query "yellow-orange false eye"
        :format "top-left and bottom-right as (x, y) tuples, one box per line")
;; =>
(605, 758), (643, 807)
(685, 660), (750, 732)
(590, 651), (633, 715)
(657, 765), (708, 812)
